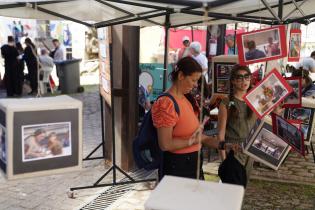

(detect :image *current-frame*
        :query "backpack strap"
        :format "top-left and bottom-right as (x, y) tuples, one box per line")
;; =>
(157, 93), (180, 115)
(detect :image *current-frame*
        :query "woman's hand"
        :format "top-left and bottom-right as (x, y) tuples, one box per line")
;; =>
(225, 143), (242, 153)
(188, 117), (210, 145)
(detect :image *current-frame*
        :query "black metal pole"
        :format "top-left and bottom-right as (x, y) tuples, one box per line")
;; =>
(103, 0), (169, 10)
(180, 10), (273, 25)
(33, 5), (92, 27)
(108, 37), (117, 184)
(94, 11), (170, 28)
(234, 23), (237, 55)
(287, 13), (315, 24)
(100, 94), (106, 159)
(163, 14), (170, 91)
(278, 0), (284, 21)
(191, 26), (194, 41)
(146, 0), (241, 8)
(94, 0), (161, 26)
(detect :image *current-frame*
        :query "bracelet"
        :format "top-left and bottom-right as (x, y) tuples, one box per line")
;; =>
(218, 141), (226, 150)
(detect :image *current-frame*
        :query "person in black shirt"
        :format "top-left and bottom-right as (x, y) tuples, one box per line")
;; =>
(15, 42), (25, 96)
(1, 36), (19, 97)
(24, 38), (38, 94)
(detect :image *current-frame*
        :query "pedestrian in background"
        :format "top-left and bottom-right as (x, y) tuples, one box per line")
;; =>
(1, 36), (19, 97)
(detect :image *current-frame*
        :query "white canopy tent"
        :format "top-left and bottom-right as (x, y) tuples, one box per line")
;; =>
(0, 0), (313, 28)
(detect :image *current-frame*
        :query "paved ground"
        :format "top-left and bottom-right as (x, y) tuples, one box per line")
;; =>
(2, 86), (315, 210)
(0, 86), (120, 210)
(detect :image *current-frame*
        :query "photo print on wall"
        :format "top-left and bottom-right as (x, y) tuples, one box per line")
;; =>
(236, 25), (287, 65)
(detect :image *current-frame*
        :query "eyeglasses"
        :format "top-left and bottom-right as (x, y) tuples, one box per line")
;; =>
(234, 73), (251, 81)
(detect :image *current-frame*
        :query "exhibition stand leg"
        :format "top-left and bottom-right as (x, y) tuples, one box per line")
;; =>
(69, 39), (155, 196)
(68, 93), (155, 196)
(310, 143), (315, 163)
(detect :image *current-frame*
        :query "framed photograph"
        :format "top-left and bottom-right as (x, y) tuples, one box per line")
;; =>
(283, 77), (302, 108)
(249, 62), (267, 86)
(22, 122), (71, 162)
(236, 25), (287, 65)
(243, 120), (290, 170)
(287, 119), (302, 130)
(284, 107), (315, 144)
(211, 55), (238, 96)
(244, 69), (293, 119)
(13, 109), (80, 176)
(272, 114), (304, 156)
(288, 29), (301, 62)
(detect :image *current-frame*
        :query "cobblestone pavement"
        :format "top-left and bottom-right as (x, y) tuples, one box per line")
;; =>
(0, 86), (121, 210)
(2, 87), (315, 210)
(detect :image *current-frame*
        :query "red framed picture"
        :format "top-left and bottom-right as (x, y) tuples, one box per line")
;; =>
(287, 119), (302, 130)
(243, 68), (293, 119)
(283, 77), (302, 108)
(288, 29), (301, 62)
(272, 114), (304, 156)
(236, 25), (287, 65)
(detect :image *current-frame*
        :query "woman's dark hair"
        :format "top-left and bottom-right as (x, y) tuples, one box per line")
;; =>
(24, 37), (35, 49)
(229, 64), (253, 119)
(170, 57), (203, 113)
(292, 67), (313, 86)
(170, 56), (202, 81)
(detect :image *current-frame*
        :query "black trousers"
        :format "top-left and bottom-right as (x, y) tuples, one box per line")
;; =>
(27, 62), (38, 93)
(159, 151), (204, 180)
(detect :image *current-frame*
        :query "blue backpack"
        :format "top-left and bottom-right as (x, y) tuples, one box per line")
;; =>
(133, 93), (180, 170)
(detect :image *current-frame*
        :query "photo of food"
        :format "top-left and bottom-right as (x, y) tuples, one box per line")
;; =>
(244, 69), (292, 118)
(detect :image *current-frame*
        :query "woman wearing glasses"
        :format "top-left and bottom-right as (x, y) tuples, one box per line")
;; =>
(217, 65), (257, 177)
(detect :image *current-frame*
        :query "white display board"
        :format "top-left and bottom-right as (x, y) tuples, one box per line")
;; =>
(0, 95), (82, 180)
(145, 175), (244, 210)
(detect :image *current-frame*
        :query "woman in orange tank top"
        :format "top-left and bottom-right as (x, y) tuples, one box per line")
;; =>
(152, 57), (235, 180)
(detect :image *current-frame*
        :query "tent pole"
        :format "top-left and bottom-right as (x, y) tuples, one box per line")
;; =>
(31, 4), (92, 27)
(95, 11), (170, 28)
(94, 0), (162, 26)
(260, 0), (282, 22)
(163, 14), (170, 91)
(278, 0), (284, 21)
(180, 10), (273, 25)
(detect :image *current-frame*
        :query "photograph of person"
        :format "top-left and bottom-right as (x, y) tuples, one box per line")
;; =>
(244, 122), (290, 170)
(288, 30), (301, 62)
(249, 62), (266, 86)
(214, 62), (234, 94)
(0, 124), (6, 164)
(244, 69), (292, 118)
(273, 114), (304, 155)
(216, 64), (232, 78)
(283, 77), (302, 108)
(22, 122), (71, 162)
(237, 26), (286, 65)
